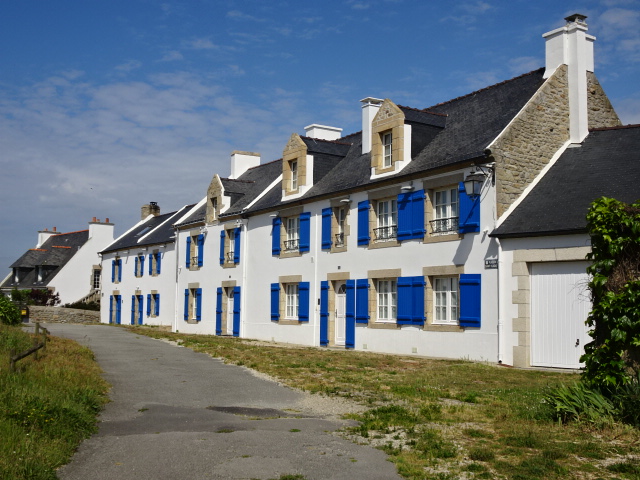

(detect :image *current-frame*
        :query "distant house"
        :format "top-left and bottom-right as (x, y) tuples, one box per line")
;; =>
(100, 202), (194, 327)
(1, 219), (114, 305)
(101, 14), (638, 369)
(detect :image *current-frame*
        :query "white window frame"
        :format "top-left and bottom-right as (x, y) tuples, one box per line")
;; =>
(290, 160), (298, 191)
(285, 283), (299, 320)
(433, 276), (459, 325)
(285, 216), (300, 251)
(377, 279), (397, 323)
(375, 198), (397, 241)
(432, 187), (459, 235)
(227, 229), (235, 263)
(190, 288), (198, 320)
(92, 269), (101, 289)
(335, 206), (347, 246)
(382, 131), (393, 168)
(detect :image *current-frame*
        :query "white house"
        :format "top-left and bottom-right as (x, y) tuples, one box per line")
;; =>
(101, 14), (636, 369)
(1, 218), (114, 305)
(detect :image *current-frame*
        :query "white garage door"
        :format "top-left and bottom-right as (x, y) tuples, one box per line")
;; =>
(531, 261), (591, 369)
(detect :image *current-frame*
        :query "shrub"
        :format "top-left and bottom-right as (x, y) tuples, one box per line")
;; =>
(0, 296), (21, 326)
(543, 382), (616, 425)
(63, 301), (100, 311)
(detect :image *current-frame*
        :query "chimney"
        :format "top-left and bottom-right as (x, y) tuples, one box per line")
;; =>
(360, 97), (384, 154)
(89, 217), (115, 240)
(543, 13), (594, 143)
(141, 202), (161, 219)
(37, 227), (58, 248)
(304, 124), (343, 141)
(229, 151), (260, 179)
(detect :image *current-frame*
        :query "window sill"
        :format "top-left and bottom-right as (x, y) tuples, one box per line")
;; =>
(222, 262), (238, 269)
(189, 266), (201, 271)
(369, 322), (399, 329)
(424, 324), (463, 332)
(368, 240), (399, 249)
(279, 250), (302, 259)
(330, 245), (347, 253)
(187, 319), (199, 324)
(423, 233), (462, 244)
(279, 319), (302, 325)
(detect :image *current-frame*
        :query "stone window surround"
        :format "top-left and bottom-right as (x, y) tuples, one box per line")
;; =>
(326, 272), (351, 346)
(135, 254), (145, 278)
(329, 199), (351, 253)
(149, 290), (159, 318)
(220, 280), (237, 335)
(367, 186), (401, 249)
(186, 282), (200, 324)
(222, 224), (239, 269)
(188, 230), (201, 271)
(278, 206), (304, 258)
(277, 274), (303, 325)
(151, 249), (160, 276)
(510, 246), (591, 368)
(423, 265), (465, 332)
(91, 265), (101, 289)
(370, 100), (408, 177)
(423, 173), (464, 244)
(282, 134), (309, 197)
(367, 269), (401, 329)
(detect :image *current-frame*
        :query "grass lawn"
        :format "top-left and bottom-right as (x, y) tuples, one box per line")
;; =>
(0, 324), (109, 480)
(129, 326), (640, 480)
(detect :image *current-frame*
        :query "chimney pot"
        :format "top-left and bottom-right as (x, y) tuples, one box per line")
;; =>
(53, 227), (57, 232)
(106, 217), (110, 223)
(92, 216), (97, 222)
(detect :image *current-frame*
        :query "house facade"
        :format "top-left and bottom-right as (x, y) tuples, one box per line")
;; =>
(1, 218), (114, 305)
(100, 14), (635, 369)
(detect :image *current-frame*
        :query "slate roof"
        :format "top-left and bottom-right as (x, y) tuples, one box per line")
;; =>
(102, 206), (194, 253)
(492, 125), (640, 238)
(2, 230), (89, 289)
(245, 68), (547, 214)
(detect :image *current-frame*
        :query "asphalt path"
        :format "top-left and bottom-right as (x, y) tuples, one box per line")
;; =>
(45, 324), (402, 480)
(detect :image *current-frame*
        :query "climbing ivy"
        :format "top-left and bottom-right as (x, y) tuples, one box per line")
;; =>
(582, 197), (640, 388)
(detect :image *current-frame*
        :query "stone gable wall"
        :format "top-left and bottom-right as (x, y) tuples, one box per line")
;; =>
(29, 305), (100, 324)
(587, 72), (622, 129)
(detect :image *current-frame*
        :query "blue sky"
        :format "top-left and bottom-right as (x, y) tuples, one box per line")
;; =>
(1, 0), (639, 277)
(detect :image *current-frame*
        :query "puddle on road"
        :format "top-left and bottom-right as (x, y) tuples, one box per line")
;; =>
(206, 406), (304, 418)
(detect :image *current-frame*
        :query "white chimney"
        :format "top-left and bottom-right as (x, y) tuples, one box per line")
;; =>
(37, 228), (58, 248)
(543, 13), (595, 143)
(229, 151), (260, 179)
(360, 97), (384, 154)
(304, 124), (343, 141)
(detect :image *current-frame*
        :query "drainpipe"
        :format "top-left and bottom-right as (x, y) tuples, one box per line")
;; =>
(312, 209), (320, 347)
(240, 217), (249, 339)
(496, 237), (505, 365)
(173, 227), (180, 333)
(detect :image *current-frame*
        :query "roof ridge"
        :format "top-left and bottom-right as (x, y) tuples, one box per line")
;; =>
(247, 158), (282, 170)
(29, 248), (47, 252)
(590, 124), (640, 132)
(426, 67), (545, 110)
(299, 135), (353, 146)
(52, 246), (72, 249)
(221, 177), (256, 183)
(397, 105), (448, 117)
(55, 229), (89, 236)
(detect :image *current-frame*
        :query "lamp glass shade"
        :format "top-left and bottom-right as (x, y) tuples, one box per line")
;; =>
(463, 174), (484, 197)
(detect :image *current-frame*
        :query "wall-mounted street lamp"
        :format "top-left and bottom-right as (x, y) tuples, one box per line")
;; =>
(463, 164), (495, 199)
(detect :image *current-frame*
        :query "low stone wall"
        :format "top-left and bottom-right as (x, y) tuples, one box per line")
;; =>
(29, 306), (101, 324)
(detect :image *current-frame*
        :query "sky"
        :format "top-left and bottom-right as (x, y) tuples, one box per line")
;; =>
(1, 0), (639, 275)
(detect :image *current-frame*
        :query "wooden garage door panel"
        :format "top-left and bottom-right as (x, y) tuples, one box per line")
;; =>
(531, 262), (591, 369)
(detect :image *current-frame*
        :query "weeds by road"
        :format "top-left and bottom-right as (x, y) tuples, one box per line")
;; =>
(0, 325), (109, 480)
(129, 326), (640, 480)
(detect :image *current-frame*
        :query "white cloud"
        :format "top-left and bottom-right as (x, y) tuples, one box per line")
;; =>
(188, 38), (218, 50)
(508, 56), (542, 75)
(115, 60), (142, 72)
(227, 10), (266, 22)
(160, 50), (184, 62)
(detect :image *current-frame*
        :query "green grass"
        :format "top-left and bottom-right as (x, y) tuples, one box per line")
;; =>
(0, 325), (109, 479)
(126, 325), (640, 480)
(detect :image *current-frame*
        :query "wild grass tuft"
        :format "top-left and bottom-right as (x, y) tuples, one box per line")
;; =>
(0, 325), (109, 479)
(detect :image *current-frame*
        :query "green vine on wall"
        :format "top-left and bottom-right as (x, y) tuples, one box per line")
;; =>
(582, 197), (640, 388)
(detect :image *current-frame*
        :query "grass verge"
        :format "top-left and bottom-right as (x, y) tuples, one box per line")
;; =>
(0, 324), (109, 480)
(127, 326), (640, 480)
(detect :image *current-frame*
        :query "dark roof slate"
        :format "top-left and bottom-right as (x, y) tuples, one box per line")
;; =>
(492, 125), (640, 238)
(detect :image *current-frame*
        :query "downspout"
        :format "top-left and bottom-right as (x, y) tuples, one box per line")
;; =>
(173, 226), (180, 333)
(312, 209), (320, 347)
(496, 237), (504, 365)
(240, 217), (249, 339)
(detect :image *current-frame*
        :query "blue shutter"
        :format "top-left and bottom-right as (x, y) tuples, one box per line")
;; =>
(184, 289), (189, 321)
(299, 212), (311, 252)
(234, 228), (241, 264)
(357, 200), (370, 246)
(355, 279), (369, 323)
(138, 295), (143, 324)
(345, 280), (356, 348)
(196, 288), (202, 321)
(233, 286), (241, 336)
(135, 256), (139, 276)
(320, 281), (329, 346)
(298, 282), (310, 322)
(272, 217), (281, 255)
(270, 283), (280, 321)
(109, 295), (114, 324)
(458, 182), (480, 233)
(215, 288), (222, 335)
(155, 294), (160, 316)
(111, 260), (115, 282)
(397, 277), (412, 324)
(115, 295), (121, 324)
(459, 274), (481, 327)
(146, 294), (151, 316)
(148, 254), (153, 275)
(130, 295), (135, 325)
(219, 230), (226, 265)
(117, 259), (122, 282)
(398, 276), (426, 325)
(140, 256), (145, 277)
(398, 190), (426, 241)
(186, 237), (191, 268)
(156, 252), (161, 274)
(321, 208), (332, 250)
(197, 234), (204, 267)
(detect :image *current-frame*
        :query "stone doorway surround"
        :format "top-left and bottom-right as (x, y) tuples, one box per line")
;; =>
(511, 246), (591, 368)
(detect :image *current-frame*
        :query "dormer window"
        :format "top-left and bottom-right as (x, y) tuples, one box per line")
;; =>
(290, 160), (298, 191)
(382, 132), (393, 168)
